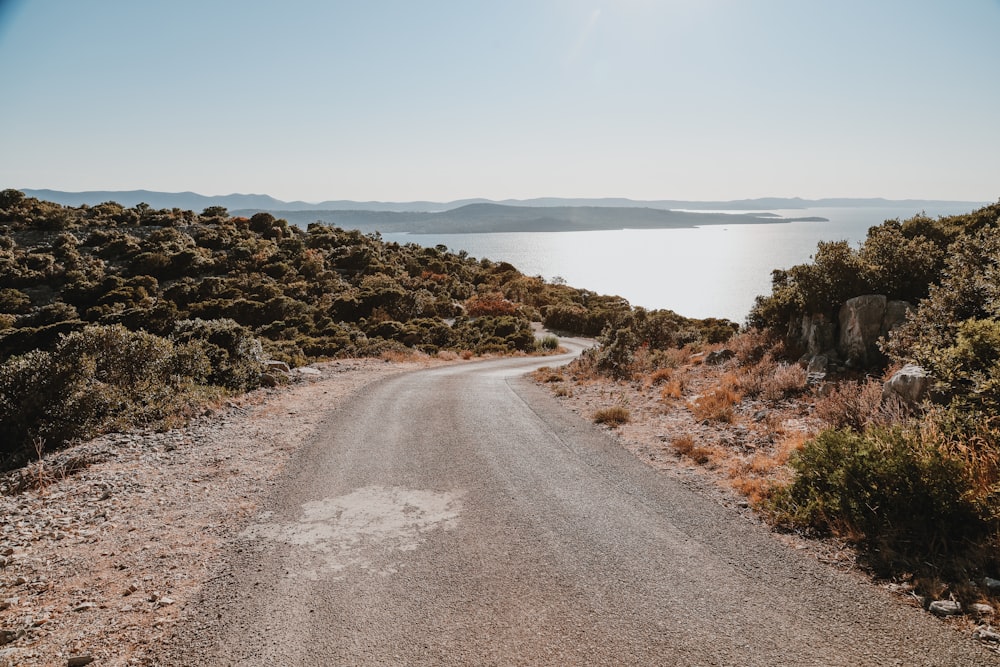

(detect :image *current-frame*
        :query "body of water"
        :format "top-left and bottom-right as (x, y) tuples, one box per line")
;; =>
(381, 204), (980, 323)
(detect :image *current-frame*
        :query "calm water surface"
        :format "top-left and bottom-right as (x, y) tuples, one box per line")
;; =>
(382, 205), (978, 323)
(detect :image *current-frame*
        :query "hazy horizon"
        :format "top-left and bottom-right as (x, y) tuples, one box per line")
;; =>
(2, 1), (998, 203)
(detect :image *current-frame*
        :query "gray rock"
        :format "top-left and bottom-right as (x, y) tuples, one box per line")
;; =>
(705, 349), (735, 365)
(294, 366), (322, 376)
(973, 626), (1000, 642)
(798, 313), (837, 356)
(970, 603), (995, 617)
(806, 355), (828, 374)
(836, 295), (914, 368)
(838, 295), (887, 367)
(882, 364), (930, 406)
(985, 576), (1000, 591)
(266, 360), (291, 373)
(928, 599), (962, 616)
(883, 300), (913, 335)
(67, 655), (95, 667)
(0, 629), (21, 646)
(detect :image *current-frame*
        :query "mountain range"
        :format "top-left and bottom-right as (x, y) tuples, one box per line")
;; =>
(19, 189), (985, 214)
(15, 189), (988, 234)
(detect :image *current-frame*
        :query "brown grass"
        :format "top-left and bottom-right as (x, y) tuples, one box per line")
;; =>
(737, 355), (808, 402)
(380, 349), (426, 363)
(729, 477), (777, 505)
(660, 378), (686, 400)
(687, 378), (742, 422)
(643, 367), (674, 389)
(593, 406), (631, 426)
(460, 349), (474, 360)
(813, 378), (907, 431)
(671, 434), (714, 464)
(723, 431), (810, 505)
(728, 328), (783, 366)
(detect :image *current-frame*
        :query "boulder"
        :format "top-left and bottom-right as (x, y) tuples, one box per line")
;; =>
(837, 296), (914, 368)
(839, 295), (887, 367)
(882, 364), (930, 406)
(706, 349), (735, 365)
(928, 599), (962, 616)
(882, 300), (913, 336)
(799, 313), (837, 356)
(806, 355), (829, 374)
(266, 360), (291, 374)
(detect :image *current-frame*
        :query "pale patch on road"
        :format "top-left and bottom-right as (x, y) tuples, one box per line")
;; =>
(242, 486), (465, 579)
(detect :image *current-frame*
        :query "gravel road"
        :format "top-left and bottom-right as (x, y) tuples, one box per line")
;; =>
(162, 343), (996, 666)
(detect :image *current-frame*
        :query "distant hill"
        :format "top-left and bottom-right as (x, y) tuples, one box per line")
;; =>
(241, 203), (828, 234)
(18, 189), (988, 215)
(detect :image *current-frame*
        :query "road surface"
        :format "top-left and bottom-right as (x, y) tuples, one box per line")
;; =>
(163, 343), (996, 665)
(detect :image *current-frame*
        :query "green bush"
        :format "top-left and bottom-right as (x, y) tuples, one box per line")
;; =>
(537, 334), (559, 351)
(770, 426), (993, 579)
(0, 325), (221, 465)
(596, 326), (636, 379)
(172, 318), (264, 391)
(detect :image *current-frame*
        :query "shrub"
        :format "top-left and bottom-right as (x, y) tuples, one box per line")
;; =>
(0, 325), (221, 465)
(537, 334), (559, 351)
(813, 378), (906, 431)
(769, 426), (993, 579)
(593, 406), (630, 426)
(172, 318), (264, 391)
(596, 327), (636, 379)
(688, 387), (741, 422)
(671, 434), (712, 464)
(464, 292), (520, 317)
(760, 363), (808, 402)
(644, 367), (674, 387)
(660, 378), (685, 400)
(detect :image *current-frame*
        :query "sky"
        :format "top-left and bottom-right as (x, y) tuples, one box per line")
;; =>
(0, 0), (998, 203)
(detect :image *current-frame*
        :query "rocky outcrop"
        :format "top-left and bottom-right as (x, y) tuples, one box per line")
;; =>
(798, 313), (837, 357)
(837, 295), (914, 368)
(793, 295), (914, 371)
(883, 364), (930, 406)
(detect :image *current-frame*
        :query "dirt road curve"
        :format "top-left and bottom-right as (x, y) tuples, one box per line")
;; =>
(161, 343), (995, 666)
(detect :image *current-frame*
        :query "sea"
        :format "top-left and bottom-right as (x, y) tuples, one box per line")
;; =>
(380, 204), (983, 324)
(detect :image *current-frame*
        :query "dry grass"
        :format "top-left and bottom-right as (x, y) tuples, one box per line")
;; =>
(643, 367), (674, 389)
(738, 355), (808, 402)
(671, 434), (714, 465)
(723, 431), (810, 505)
(380, 349), (427, 363)
(436, 350), (459, 361)
(593, 406), (631, 426)
(813, 378), (908, 431)
(460, 349), (474, 360)
(553, 385), (572, 397)
(728, 328), (783, 366)
(660, 378), (686, 400)
(687, 373), (742, 423)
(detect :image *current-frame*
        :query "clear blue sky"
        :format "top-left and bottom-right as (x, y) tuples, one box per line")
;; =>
(1, 0), (997, 203)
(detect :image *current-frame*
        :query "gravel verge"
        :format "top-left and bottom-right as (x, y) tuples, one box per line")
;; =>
(0, 358), (448, 667)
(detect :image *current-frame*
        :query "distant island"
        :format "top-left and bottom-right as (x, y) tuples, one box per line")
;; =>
(232, 203), (828, 234)
(17, 188), (988, 234)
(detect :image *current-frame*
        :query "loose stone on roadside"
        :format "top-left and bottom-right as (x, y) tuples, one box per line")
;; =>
(928, 600), (962, 616)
